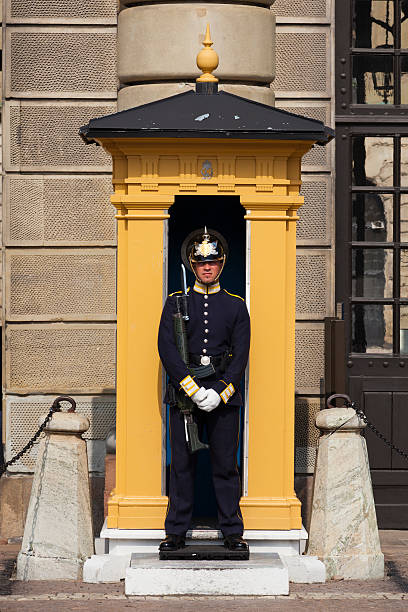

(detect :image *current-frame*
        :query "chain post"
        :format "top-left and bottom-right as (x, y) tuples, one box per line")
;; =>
(0, 396), (76, 477)
(326, 393), (408, 462)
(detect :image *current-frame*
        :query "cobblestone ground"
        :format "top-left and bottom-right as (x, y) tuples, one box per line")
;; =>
(0, 531), (407, 611)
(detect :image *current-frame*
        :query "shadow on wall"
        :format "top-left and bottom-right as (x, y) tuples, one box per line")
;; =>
(88, 393), (116, 535)
(294, 395), (325, 530)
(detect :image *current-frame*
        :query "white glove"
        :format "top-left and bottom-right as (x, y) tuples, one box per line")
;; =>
(191, 386), (208, 405)
(197, 388), (221, 412)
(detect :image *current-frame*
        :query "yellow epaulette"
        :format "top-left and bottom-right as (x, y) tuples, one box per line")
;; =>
(169, 287), (190, 297)
(223, 289), (245, 302)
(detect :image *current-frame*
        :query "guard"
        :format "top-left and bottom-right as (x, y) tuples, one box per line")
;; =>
(158, 227), (251, 553)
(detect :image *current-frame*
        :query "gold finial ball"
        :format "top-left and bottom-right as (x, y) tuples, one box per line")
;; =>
(196, 24), (219, 83)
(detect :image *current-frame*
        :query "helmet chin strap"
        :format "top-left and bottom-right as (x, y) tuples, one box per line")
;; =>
(213, 254), (226, 282)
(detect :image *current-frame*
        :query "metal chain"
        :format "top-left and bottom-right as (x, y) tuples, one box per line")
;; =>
(350, 400), (408, 462)
(0, 396), (76, 478)
(326, 393), (408, 462)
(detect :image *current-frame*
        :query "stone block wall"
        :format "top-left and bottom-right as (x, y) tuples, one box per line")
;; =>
(2, 1), (118, 502)
(271, 0), (335, 477)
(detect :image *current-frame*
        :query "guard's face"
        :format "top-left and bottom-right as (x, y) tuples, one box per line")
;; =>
(193, 260), (222, 284)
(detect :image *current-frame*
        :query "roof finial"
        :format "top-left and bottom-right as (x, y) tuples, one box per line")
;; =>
(196, 24), (219, 83)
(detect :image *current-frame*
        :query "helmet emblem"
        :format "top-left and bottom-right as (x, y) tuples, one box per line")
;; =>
(194, 239), (218, 258)
(194, 227), (219, 258)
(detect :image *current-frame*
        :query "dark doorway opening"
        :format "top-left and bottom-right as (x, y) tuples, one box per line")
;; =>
(167, 196), (246, 296)
(166, 195), (246, 527)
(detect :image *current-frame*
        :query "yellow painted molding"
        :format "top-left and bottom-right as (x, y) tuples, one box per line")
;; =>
(240, 496), (302, 530)
(109, 495), (169, 507)
(141, 183), (159, 191)
(101, 137), (314, 155)
(109, 517), (167, 529)
(240, 496), (301, 508)
(179, 183), (197, 191)
(102, 138), (313, 205)
(111, 194), (174, 205)
(115, 213), (170, 220)
(244, 215), (300, 221)
(240, 195), (303, 206)
(107, 495), (169, 529)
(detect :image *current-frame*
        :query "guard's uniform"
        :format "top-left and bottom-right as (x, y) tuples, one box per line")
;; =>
(158, 278), (250, 537)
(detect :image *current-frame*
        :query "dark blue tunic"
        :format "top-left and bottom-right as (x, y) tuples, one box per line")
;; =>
(158, 282), (250, 406)
(157, 281), (251, 537)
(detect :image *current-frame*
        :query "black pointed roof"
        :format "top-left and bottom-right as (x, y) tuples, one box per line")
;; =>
(79, 89), (334, 145)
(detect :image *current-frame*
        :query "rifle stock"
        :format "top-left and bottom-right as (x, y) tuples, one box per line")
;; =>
(173, 312), (189, 365)
(173, 295), (208, 454)
(184, 413), (209, 454)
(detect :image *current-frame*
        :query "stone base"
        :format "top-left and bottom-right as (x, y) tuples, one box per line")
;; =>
(282, 555), (326, 583)
(16, 552), (84, 580)
(83, 554), (131, 583)
(321, 553), (385, 580)
(125, 553), (288, 596)
(308, 409), (385, 582)
(16, 416), (94, 582)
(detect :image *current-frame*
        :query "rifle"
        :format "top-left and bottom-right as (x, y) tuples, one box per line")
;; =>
(173, 264), (209, 454)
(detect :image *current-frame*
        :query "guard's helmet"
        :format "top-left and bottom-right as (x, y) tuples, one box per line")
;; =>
(181, 227), (228, 282)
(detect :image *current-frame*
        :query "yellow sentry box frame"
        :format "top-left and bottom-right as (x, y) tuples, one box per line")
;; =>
(80, 30), (333, 531)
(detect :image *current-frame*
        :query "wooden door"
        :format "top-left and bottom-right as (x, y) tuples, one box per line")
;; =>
(349, 377), (408, 528)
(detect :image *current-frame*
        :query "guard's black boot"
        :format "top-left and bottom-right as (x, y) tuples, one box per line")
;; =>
(223, 534), (249, 551)
(159, 534), (186, 551)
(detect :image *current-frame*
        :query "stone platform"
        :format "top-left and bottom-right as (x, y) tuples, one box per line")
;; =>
(125, 553), (288, 595)
(84, 523), (325, 586)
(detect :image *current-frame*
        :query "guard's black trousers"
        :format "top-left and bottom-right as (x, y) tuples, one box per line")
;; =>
(165, 404), (244, 537)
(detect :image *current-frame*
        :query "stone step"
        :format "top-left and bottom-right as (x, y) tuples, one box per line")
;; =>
(125, 552), (289, 596)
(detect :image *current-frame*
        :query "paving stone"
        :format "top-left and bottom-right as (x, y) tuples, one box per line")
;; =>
(0, 530), (406, 610)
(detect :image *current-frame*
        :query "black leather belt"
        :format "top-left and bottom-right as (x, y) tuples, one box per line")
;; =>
(189, 353), (224, 367)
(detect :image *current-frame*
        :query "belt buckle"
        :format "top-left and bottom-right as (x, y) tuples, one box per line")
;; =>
(200, 355), (211, 366)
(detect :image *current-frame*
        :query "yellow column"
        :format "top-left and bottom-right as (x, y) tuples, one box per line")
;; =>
(240, 194), (302, 530)
(107, 194), (174, 528)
